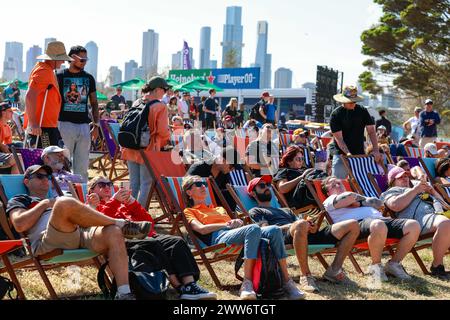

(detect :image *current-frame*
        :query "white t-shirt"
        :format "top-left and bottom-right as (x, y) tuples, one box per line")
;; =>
(180, 100), (190, 119)
(323, 194), (383, 223)
(407, 116), (419, 136)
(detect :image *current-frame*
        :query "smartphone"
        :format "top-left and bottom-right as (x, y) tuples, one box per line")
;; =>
(120, 181), (130, 189)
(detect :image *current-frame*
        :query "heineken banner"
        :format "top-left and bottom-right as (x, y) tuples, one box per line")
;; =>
(169, 67), (260, 89)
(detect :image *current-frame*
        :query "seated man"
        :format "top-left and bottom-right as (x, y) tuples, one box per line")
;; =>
(381, 167), (450, 280)
(322, 176), (421, 282)
(41, 146), (84, 194)
(182, 175), (304, 300)
(6, 165), (152, 300)
(247, 176), (360, 293)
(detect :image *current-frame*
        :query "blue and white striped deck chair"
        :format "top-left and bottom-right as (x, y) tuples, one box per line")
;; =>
(226, 184), (336, 259)
(229, 168), (248, 187)
(300, 146), (313, 168)
(0, 174), (100, 299)
(342, 155), (386, 198)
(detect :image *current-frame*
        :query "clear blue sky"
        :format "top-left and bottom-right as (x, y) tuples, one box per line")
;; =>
(1, 0), (382, 87)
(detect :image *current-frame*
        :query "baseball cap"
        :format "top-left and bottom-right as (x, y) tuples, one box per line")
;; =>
(388, 167), (410, 185)
(88, 176), (111, 191)
(147, 76), (170, 90)
(414, 107), (422, 113)
(0, 102), (11, 112)
(247, 175), (272, 194)
(24, 164), (53, 179)
(261, 91), (272, 98)
(424, 143), (438, 155)
(425, 99), (433, 105)
(41, 146), (70, 160)
(293, 128), (307, 136)
(377, 125), (387, 131)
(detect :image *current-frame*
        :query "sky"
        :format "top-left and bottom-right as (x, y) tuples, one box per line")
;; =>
(0, 0), (383, 87)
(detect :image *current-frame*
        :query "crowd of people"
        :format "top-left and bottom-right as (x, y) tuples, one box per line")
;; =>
(0, 40), (449, 300)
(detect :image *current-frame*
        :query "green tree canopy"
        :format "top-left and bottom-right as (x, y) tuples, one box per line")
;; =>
(359, 0), (449, 108)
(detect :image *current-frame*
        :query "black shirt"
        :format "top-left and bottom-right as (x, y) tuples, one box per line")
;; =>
(111, 94), (126, 108)
(204, 97), (217, 118)
(375, 117), (392, 135)
(57, 69), (96, 124)
(224, 106), (237, 118)
(273, 168), (306, 201)
(330, 104), (374, 155)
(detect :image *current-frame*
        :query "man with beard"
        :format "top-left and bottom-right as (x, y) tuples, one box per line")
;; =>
(247, 175), (360, 293)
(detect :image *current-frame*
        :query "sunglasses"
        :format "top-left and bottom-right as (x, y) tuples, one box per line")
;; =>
(95, 181), (113, 188)
(256, 182), (269, 189)
(189, 181), (206, 189)
(29, 173), (52, 181)
(73, 54), (89, 63)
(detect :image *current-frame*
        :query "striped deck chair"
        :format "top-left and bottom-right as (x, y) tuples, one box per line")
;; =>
(226, 184), (336, 270)
(0, 239), (27, 299)
(342, 155), (386, 198)
(279, 133), (293, 153)
(368, 173), (388, 197)
(229, 167), (248, 187)
(406, 146), (424, 158)
(161, 176), (242, 289)
(0, 175), (103, 299)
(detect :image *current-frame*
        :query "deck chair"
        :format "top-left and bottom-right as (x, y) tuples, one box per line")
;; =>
(161, 176), (242, 289)
(368, 173), (388, 196)
(104, 121), (128, 181)
(93, 120), (121, 180)
(419, 157), (450, 202)
(342, 155), (387, 198)
(279, 133), (293, 153)
(0, 174), (104, 299)
(391, 156), (421, 169)
(0, 239), (27, 299)
(406, 146), (424, 158)
(11, 147), (43, 173)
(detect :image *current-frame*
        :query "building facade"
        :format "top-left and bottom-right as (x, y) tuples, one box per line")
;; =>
(221, 6), (244, 68)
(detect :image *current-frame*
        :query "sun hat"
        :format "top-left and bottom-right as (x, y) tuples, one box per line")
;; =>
(333, 85), (364, 103)
(36, 41), (73, 61)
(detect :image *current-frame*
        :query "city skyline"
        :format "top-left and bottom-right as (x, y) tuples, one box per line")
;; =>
(0, 0), (382, 87)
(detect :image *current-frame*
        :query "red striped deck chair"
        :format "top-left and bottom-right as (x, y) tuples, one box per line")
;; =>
(161, 176), (242, 289)
(0, 239), (27, 299)
(406, 146), (424, 158)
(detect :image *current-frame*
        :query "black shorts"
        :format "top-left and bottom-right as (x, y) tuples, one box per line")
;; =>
(284, 225), (339, 245)
(358, 217), (407, 239)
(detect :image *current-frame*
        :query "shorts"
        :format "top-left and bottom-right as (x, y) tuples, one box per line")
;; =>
(358, 217), (407, 239)
(34, 223), (99, 256)
(284, 225), (339, 245)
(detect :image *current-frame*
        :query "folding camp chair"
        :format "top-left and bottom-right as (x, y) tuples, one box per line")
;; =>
(406, 146), (424, 158)
(0, 174), (105, 299)
(161, 176), (242, 289)
(342, 155), (387, 198)
(0, 239), (27, 299)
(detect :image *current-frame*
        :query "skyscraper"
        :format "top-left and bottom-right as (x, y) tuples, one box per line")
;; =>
(44, 38), (56, 51)
(254, 21), (271, 89)
(3, 42), (24, 80)
(25, 45), (42, 78)
(125, 60), (138, 81)
(106, 66), (122, 86)
(221, 6), (244, 68)
(142, 29), (159, 78)
(274, 68), (293, 88)
(199, 27), (211, 69)
(85, 41), (98, 79)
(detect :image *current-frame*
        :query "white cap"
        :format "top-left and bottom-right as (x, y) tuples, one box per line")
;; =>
(377, 125), (387, 131)
(424, 143), (438, 155)
(41, 146), (70, 160)
(425, 99), (433, 105)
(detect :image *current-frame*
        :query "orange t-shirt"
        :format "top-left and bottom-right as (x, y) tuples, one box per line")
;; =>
(184, 204), (231, 225)
(24, 62), (61, 128)
(0, 123), (12, 145)
(122, 100), (170, 164)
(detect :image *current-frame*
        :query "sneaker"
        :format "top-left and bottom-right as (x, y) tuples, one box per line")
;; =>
(180, 282), (217, 300)
(284, 279), (306, 300)
(323, 267), (353, 284)
(239, 279), (257, 300)
(367, 263), (389, 288)
(299, 275), (319, 293)
(384, 260), (412, 280)
(114, 292), (136, 300)
(430, 264), (450, 281)
(121, 221), (152, 239)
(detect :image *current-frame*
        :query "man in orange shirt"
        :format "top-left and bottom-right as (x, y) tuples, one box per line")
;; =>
(121, 76), (171, 206)
(0, 102), (19, 173)
(25, 41), (73, 148)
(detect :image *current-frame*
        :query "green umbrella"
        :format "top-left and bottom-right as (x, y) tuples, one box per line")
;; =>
(112, 78), (146, 91)
(165, 78), (180, 87)
(173, 78), (223, 94)
(0, 80), (28, 90)
(96, 91), (108, 100)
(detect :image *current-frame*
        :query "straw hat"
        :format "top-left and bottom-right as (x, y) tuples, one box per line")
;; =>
(333, 85), (364, 103)
(36, 41), (73, 61)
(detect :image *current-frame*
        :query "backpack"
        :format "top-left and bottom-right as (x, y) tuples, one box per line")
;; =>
(250, 101), (265, 123)
(235, 238), (285, 299)
(97, 239), (169, 300)
(117, 99), (160, 149)
(292, 169), (329, 208)
(0, 275), (17, 300)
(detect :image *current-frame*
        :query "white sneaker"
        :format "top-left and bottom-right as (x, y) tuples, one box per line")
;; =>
(384, 260), (412, 280)
(239, 279), (257, 300)
(284, 279), (306, 300)
(299, 275), (319, 293)
(367, 263), (388, 289)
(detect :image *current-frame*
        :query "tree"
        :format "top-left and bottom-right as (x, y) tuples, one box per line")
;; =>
(359, 0), (450, 110)
(223, 48), (239, 68)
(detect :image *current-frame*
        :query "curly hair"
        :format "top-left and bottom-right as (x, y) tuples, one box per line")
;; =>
(279, 145), (303, 168)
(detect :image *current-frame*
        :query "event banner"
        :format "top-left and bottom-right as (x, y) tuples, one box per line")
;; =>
(169, 67), (260, 89)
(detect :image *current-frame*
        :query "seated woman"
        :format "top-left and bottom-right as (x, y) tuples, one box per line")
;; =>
(435, 158), (450, 184)
(182, 175), (304, 300)
(87, 176), (217, 300)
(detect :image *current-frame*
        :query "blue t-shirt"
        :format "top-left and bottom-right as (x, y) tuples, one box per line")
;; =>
(3, 87), (15, 102)
(266, 104), (277, 121)
(419, 110), (440, 137)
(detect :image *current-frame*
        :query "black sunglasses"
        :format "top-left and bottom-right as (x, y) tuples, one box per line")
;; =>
(29, 173), (52, 181)
(256, 182), (269, 189)
(96, 181), (113, 188)
(189, 181), (206, 189)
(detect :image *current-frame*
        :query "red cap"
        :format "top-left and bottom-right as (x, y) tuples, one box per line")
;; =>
(247, 175), (273, 194)
(224, 115), (233, 121)
(261, 91), (271, 98)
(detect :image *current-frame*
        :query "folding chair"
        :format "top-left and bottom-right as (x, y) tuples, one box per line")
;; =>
(391, 156), (421, 169)
(342, 155), (387, 198)
(104, 121), (128, 181)
(0, 239), (27, 299)
(406, 146), (424, 158)
(419, 157), (450, 203)
(161, 176), (242, 289)
(367, 173), (388, 196)
(10, 147), (43, 173)
(279, 133), (293, 153)
(319, 137), (332, 150)
(0, 175), (105, 299)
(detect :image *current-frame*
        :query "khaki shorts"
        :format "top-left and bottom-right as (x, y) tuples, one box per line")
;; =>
(34, 223), (99, 256)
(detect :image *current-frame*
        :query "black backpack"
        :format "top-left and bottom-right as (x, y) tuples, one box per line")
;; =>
(291, 169), (328, 208)
(97, 239), (169, 300)
(235, 238), (285, 299)
(118, 99), (160, 149)
(250, 101), (265, 123)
